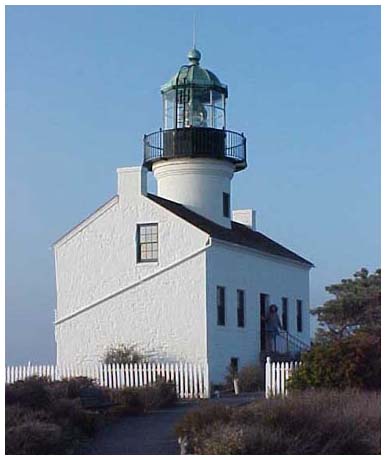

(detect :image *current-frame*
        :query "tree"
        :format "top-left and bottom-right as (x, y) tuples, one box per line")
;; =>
(289, 332), (380, 390)
(312, 268), (380, 341)
(289, 268), (381, 391)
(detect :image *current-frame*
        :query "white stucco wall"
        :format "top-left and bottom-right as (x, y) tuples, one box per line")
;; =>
(56, 251), (207, 366)
(205, 240), (311, 383)
(153, 158), (234, 228)
(54, 166), (209, 366)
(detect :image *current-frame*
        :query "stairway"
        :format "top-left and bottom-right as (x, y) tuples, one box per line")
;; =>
(260, 331), (310, 362)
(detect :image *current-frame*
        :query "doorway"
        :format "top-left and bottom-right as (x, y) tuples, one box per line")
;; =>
(260, 293), (269, 351)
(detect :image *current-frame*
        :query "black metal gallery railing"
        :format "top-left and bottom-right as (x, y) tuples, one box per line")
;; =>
(143, 127), (247, 171)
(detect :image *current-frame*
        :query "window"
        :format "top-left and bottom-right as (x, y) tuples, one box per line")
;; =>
(282, 297), (288, 331)
(137, 224), (158, 263)
(223, 192), (230, 218)
(260, 293), (269, 351)
(217, 286), (226, 326)
(237, 290), (245, 327)
(296, 300), (303, 332)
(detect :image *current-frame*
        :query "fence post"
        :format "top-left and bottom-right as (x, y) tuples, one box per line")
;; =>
(265, 357), (271, 399)
(280, 362), (285, 397)
(203, 361), (210, 399)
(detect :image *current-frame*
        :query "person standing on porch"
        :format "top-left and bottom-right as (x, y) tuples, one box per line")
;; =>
(264, 304), (283, 352)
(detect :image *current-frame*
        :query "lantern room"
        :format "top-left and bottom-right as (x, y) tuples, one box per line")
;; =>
(162, 48), (227, 130)
(144, 48), (247, 172)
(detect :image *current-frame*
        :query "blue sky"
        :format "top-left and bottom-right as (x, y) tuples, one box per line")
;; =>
(6, 6), (380, 364)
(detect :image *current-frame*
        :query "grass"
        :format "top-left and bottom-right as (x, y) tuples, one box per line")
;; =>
(175, 389), (380, 454)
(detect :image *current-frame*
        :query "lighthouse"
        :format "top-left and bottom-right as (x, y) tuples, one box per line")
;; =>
(144, 48), (246, 228)
(53, 47), (312, 384)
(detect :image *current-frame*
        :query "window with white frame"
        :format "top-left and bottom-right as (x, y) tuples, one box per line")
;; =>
(137, 223), (158, 262)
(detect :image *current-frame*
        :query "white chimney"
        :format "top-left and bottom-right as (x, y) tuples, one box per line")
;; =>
(232, 209), (256, 231)
(117, 166), (147, 201)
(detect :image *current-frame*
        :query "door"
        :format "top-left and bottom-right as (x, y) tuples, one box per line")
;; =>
(260, 293), (269, 351)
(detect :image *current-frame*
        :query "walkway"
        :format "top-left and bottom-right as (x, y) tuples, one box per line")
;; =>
(78, 394), (263, 455)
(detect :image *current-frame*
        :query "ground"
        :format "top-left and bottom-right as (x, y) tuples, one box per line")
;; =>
(77, 394), (263, 455)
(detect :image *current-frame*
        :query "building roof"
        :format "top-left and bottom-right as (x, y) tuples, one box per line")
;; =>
(147, 193), (313, 267)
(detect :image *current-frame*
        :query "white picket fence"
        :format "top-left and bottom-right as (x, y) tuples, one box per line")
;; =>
(265, 357), (301, 398)
(5, 361), (209, 399)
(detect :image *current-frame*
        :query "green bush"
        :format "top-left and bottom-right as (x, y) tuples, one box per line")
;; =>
(175, 390), (380, 455)
(289, 332), (381, 391)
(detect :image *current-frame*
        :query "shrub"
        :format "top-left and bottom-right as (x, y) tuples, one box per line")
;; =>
(6, 421), (64, 455)
(141, 381), (177, 410)
(5, 378), (101, 454)
(5, 404), (51, 428)
(50, 397), (99, 436)
(5, 377), (51, 410)
(175, 403), (232, 438)
(289, 332), (381, 391)
(109, 387), (146, 415)
(175, 390), (380, 455)
(64, 376), (95, 398)
(46, 380), (71, 400)
(238, 364), (264, 392)
(195, 422), (288, 455)
(224, 363), (264, 393)
(109, 380), (177, 415)
(103, 344), (146, 365)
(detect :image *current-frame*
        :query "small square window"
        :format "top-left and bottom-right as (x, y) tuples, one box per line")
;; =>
(137, 224), (158, 263)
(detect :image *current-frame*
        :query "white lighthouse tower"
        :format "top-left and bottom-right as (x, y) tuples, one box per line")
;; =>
(144, 48), (246, 228)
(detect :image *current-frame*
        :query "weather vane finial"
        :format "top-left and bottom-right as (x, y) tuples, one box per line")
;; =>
(193, 12), (197, 49)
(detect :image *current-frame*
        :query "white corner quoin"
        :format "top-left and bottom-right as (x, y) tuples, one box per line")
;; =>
(53, 48), (313, 385)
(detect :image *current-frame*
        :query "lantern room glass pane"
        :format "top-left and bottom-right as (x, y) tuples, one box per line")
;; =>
(212, 90), (225, 129)
(187, 87), (210, 127)
(163, 92), (176, 130)
(163, 87), (226, 130)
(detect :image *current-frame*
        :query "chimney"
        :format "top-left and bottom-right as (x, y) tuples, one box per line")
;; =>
(117, 166), (147, 201)
(232, 209), (256, 231)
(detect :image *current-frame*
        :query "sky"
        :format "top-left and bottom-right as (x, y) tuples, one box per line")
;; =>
(6, 6), (380, 364)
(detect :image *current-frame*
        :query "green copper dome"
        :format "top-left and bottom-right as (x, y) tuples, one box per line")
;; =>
(161, 48), (228, 96)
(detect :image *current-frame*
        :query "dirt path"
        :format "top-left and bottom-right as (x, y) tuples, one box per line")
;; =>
(77, 394), (263, 455)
